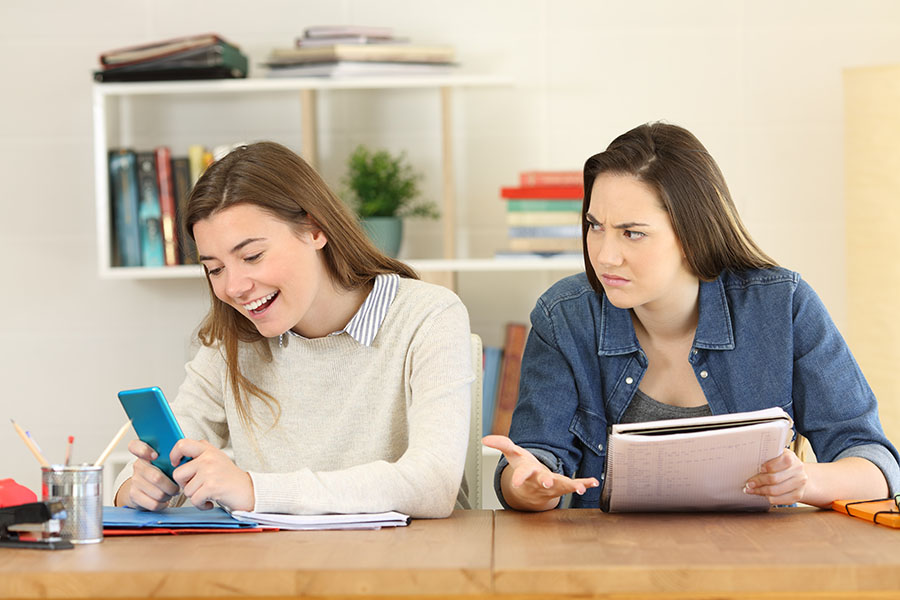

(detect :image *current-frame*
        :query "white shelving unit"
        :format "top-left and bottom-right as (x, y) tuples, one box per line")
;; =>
(92, 74), (583, 281)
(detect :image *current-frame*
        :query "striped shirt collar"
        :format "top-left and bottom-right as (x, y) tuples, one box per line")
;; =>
(279, 273), (400, 348)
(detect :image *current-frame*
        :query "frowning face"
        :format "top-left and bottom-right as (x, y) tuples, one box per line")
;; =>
(586, 173), (697, 313)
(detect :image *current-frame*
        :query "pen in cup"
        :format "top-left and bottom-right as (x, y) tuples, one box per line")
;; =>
(64, 435), (74, 466)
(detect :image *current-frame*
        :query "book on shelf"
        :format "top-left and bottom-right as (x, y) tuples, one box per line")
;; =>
(171, 157), (197, 264)
(506, 211), (581, 226)
(187, 144), (207, 186)
(482, 346), (503, 437)
(491, 323), (528, 437)
(493, 251), (582, 260)
(267, 43), (455, 66)
(509, 237), (582, 252)
(94, 41), (248, 82)
(600, 407), (794, 513)
(95, 65), (246, 83)
(135, 152), (165, 267)
(154, 147), (179, 267)
(99, 33), (227, 66)
(507, 225), (581, 239)
(519, 170), (583, 187)
(295, 35), (409, 47)
(506, 200), (583, 212)
(303, 25), (395, 39)
(108, 149), (141, 268)
(267, 61), (454, 78)
(500, 185), (583, 199)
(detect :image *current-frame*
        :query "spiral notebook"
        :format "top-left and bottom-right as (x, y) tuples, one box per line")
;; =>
(600, 407), (793, 512)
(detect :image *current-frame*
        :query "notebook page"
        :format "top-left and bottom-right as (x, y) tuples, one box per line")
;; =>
(604, 419), (792, 512)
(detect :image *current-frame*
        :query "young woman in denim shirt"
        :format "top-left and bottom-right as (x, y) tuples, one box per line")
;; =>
(484, 122), (900, 511)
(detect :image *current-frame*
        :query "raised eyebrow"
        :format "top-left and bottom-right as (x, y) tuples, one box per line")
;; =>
(197, 237), (266, 262)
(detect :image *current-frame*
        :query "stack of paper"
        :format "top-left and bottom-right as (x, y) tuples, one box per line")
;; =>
(228, 510), (410, 531)
(601, 407), (794, 512)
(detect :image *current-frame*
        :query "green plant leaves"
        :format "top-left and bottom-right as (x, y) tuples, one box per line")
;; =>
(342, 145), (439, 219)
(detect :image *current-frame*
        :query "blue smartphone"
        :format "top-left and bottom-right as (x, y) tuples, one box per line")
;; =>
(117, 386), (189, 481)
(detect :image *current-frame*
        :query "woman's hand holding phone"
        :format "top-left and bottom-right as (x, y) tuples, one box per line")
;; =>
(117, 438), (255, 512)
(117, 439), (180, 511)
(170, 439), (255, 512)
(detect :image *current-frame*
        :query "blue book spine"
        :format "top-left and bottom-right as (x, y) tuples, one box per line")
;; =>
(136, 152), (165, 267)
(482, 347), (503, 437)
(507, 225), (582, 238)
(108, 150), (142, 267)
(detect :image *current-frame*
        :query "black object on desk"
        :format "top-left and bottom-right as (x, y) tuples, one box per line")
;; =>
(0, 501), (74, 550)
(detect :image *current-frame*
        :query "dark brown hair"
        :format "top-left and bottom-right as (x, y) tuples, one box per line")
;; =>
(582, 122), (776, 294)
(185, 141), (418, 425)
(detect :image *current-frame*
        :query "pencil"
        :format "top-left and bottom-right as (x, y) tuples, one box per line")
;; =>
(64, 435), (74, 466)
(94, 420), (132, 467)
(10, 419), (50, 467)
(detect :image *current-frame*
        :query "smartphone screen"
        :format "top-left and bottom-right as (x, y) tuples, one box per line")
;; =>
(117, 386), (189, 481)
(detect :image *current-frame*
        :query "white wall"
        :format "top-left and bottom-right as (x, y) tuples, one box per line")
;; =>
(3, 0), (900, 496)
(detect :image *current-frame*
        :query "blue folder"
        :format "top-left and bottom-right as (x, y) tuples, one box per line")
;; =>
(103, 506), (258, 528)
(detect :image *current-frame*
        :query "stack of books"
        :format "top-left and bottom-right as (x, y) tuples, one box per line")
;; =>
(497, 171), (584, 258)
(94, 34), (248, 82)
(108, 142), (241, 268)
(265, 25), (456, 78)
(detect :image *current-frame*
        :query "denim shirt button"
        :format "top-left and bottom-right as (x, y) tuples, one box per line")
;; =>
(625, 377), (634, 385)
(598, 443), (603, 451)
(692, 349), (698, 355)
(700, 370), (709, 379)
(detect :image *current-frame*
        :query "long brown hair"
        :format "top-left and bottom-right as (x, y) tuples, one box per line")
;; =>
(582, 122), (776, 294)
(185, 141), (418, 425)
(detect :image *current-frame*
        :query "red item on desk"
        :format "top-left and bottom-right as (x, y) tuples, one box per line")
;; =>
(104, 527), (269, 536)
(0, 478), (37, 507)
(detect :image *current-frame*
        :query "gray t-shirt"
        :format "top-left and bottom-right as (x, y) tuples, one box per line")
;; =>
(619, 388), (711, 423)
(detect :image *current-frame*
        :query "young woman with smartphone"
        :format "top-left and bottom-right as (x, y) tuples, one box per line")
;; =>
(114, 142), (473, 518)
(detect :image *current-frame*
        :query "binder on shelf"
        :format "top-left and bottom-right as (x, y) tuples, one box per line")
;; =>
(108, 150), (141, 268)
(171, 157), (197, 264)
(155, 147), (179, 266)
(491, 323), (528, 436)
(135, 152), (165, 267)
(482, 347), (502, 437)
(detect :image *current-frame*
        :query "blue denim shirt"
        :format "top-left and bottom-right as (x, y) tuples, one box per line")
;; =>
(496, 268), (900, 509)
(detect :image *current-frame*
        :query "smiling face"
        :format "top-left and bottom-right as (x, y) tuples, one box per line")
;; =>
(586, 173), (698, 313)
(193, 203), (329, 339)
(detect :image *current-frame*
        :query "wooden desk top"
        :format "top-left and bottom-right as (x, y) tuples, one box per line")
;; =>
(1, 509), (493, 599)
(3, 507), (900, 599)
(493, 507), (900, 599)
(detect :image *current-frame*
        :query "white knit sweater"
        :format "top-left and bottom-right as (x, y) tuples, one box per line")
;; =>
(115, 277), (473, 518)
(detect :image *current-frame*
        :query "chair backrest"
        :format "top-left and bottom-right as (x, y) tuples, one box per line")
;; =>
(465, 333), (484, 509)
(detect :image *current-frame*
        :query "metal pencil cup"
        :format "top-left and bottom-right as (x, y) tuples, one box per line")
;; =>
(41, 464), (103, 544)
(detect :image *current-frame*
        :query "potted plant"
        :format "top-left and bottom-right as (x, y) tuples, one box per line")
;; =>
(342, 144), (439, 257)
